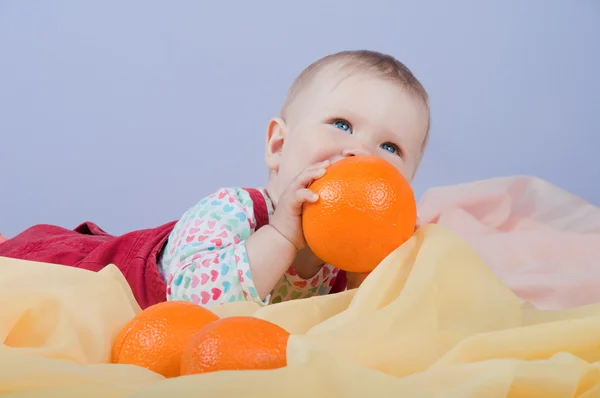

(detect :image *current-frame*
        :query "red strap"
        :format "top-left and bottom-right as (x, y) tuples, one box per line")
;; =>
(73, 222), (112, 237)
(329, 270), (347, 294)
(244, 188), (269, 230)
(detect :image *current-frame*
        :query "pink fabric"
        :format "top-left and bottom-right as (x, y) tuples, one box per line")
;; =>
(418, 175), (600, 311)
(0, 234), (7, 244)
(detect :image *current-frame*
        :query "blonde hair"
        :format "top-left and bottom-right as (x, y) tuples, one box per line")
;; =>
(281, 50), (430, 151)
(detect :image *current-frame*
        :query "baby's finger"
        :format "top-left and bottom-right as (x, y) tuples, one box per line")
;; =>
(295, 165), (327, 187)
(299, 160), (330, 176)
(287, 188), (318, 215)
(295, 188), (319, 204)
(308, 160), (330, 170)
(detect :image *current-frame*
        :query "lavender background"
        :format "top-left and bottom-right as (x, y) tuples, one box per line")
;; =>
(0, 0), (598, 237)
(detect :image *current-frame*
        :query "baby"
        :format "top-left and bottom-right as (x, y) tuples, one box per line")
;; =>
(157, 50), (430, 307)
(0, 49), (430, 310)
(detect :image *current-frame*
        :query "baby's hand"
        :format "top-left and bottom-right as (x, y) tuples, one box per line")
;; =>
(346, 271), (370, 290)
(269, 160), (329, 250)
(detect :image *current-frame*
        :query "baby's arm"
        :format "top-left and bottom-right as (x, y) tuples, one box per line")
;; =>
(160, 188), (294, 306)
(244, 223), (296, 299)
(247, 161), (334, 298)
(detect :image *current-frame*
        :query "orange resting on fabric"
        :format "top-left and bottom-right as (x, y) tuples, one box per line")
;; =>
(302, 156), (417, 273)
(111, 301), (219, 378)
(181, 316), (290, 375)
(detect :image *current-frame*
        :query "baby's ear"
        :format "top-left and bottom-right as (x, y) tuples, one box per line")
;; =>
(265, 117), (287, 172)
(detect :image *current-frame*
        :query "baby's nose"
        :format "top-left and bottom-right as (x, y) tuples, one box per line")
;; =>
(342, 147), (370, 157)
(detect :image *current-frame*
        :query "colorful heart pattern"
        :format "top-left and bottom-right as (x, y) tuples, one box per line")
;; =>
(268, 264), (339, 304)
(158, 187), (340, 308)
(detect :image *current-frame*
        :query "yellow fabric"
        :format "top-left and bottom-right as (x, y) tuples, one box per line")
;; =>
(2, 224), (600, 397)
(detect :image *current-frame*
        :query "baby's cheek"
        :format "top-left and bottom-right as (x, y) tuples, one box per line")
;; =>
(395, 161), (415, 182)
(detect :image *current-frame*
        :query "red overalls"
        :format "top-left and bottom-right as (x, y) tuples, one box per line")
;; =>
(0, 188), (346, 308)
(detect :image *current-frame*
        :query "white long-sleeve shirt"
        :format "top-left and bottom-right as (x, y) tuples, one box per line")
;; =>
(157, 187), (340, 308)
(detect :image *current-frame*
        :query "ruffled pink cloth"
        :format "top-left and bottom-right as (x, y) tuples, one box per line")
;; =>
(0, 234), (7, 244)
(418, 175), (600, 310)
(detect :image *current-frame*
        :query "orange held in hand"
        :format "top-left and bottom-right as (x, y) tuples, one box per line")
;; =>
(111, 301), (219, 378)
(302, 156), (417, 274)
(181, 316), (290, 375)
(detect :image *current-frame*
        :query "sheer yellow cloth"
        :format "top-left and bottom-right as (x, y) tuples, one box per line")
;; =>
(1, 224), (600, 397)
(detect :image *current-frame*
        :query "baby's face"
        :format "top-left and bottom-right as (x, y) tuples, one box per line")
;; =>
(266, 69), (429, 204)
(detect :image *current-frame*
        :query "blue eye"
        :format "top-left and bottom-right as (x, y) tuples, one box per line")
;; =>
(333, 120), (351, 133)
(381, 142), (399, 155)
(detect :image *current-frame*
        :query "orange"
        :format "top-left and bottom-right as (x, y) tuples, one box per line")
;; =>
(181, 316), (289, 375)
(111, 301), (219, 378)
(302, 155), (416, 273)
